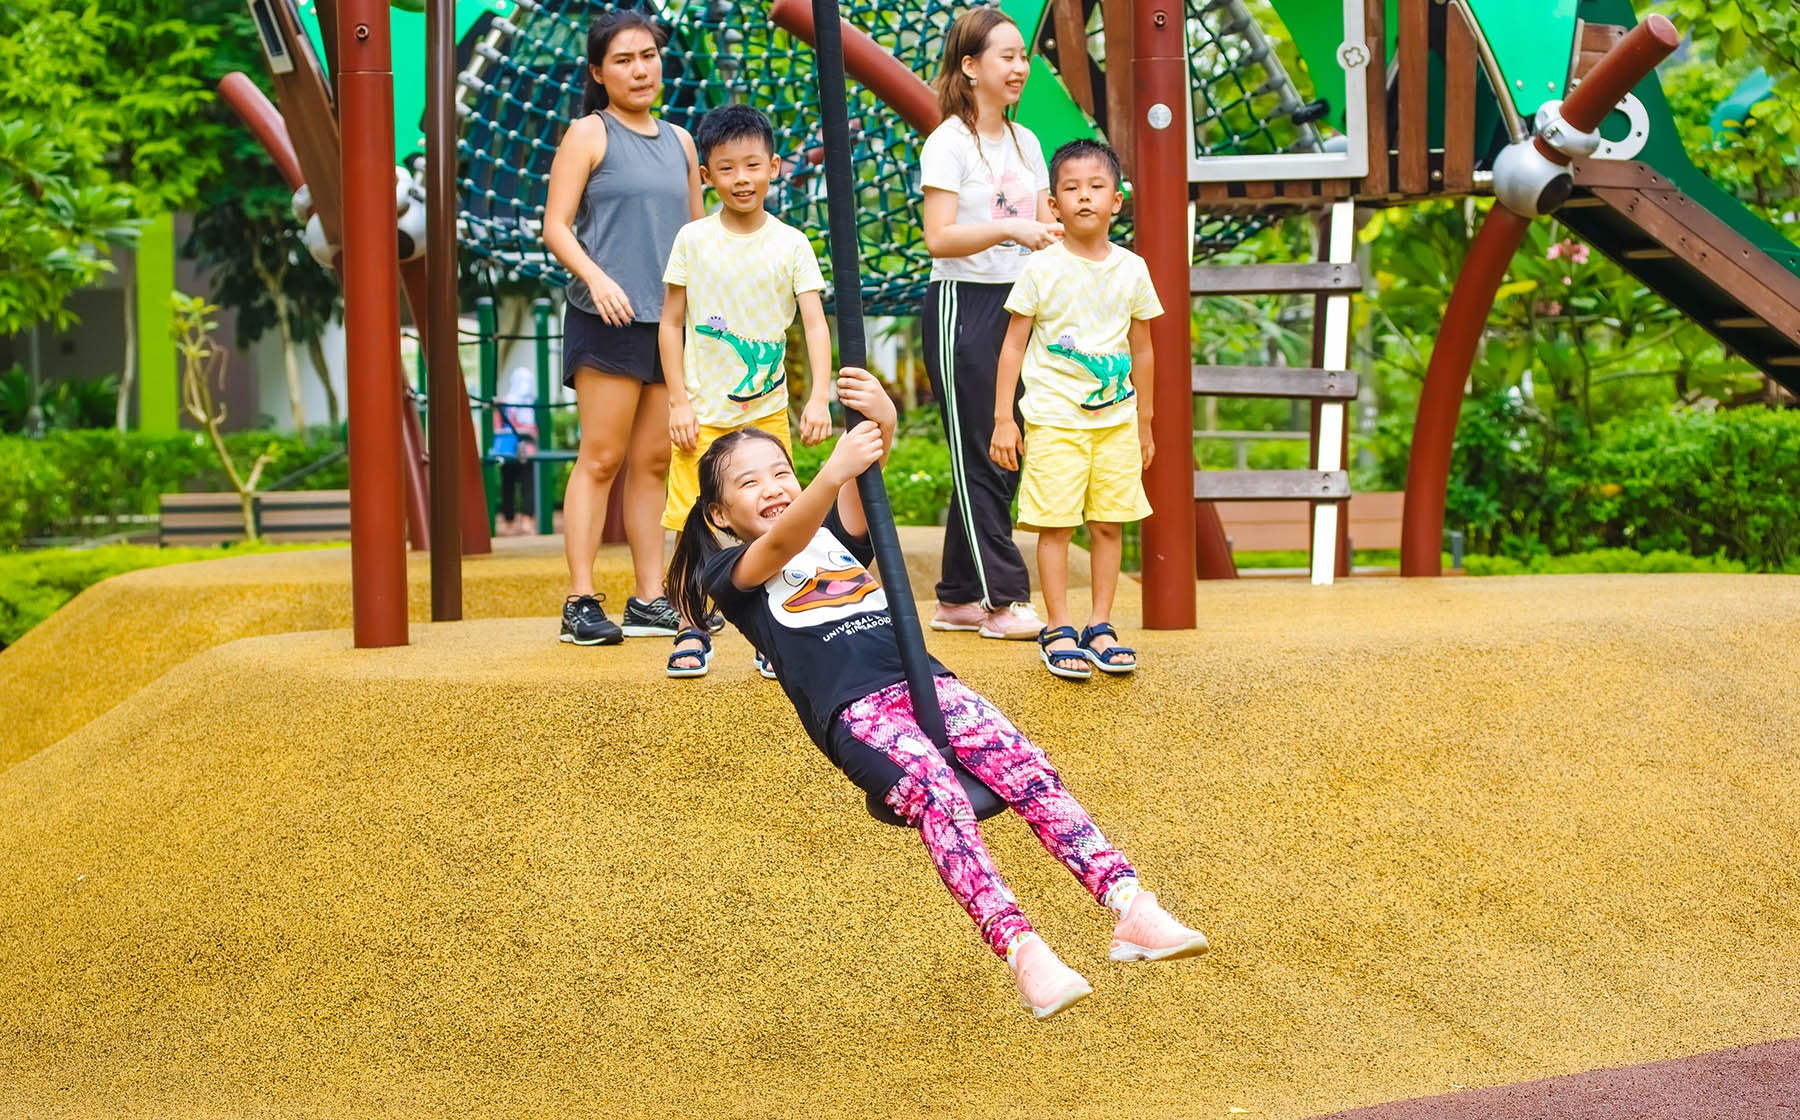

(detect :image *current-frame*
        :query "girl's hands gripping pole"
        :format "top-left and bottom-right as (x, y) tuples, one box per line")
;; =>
(834, 365), (896, 458)
(832, 365), (895, 539)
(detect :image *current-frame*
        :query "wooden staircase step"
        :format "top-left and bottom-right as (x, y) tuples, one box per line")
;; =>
(1191, 365), (1358, 400)
(1715, 316), (1771, 330)
(1622, 247), (1676, 260)
(1190, 262), (1363, 296)
(1193, 470), (1350, 502)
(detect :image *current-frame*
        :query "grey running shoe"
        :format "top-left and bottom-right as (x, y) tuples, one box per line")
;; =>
(621, 595), (682, 637)
(560, 594), (623, 646)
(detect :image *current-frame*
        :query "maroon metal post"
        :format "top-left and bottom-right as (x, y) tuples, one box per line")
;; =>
(425, 0), (462, 618)
(770, 0), (941, 134)
(339, 1), (409, 646)
(1133, 1), (1197, 627)
(1399, 15), (1679, 576)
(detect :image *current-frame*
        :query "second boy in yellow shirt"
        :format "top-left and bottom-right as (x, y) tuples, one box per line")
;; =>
(990, 139), (1162, 681)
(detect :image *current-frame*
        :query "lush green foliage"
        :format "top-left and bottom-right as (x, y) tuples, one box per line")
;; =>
(1369, 400), (1800, 570)
(0, 118), (140, 336)
(0, 541), (332, 648)
(1462, 549), (1750, 577)
(790, 431), (954, 527)
(0, 429), (347, 549)
(0, 2), (224, 214)
(1, 366), (119, 433)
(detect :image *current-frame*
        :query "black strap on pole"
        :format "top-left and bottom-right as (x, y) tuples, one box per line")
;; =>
(809, 0), (950, 756)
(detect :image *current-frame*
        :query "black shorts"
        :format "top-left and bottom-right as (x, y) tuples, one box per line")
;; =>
(562, 303), (663, 388)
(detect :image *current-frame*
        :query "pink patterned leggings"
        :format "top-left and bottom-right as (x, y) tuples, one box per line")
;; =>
(836, 676), (1137, 957)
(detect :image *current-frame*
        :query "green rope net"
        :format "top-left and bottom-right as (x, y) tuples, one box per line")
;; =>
(456, 0), (1325, 310)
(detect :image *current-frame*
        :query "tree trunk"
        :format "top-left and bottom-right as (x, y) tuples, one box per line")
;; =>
(275, 293), (307, 432)
(255, 255), (307, 432)
(116, 275), (137, 432)
(307, 334), (341, 428)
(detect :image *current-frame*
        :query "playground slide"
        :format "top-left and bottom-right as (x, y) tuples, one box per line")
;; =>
(1454, 0), (1800, 390)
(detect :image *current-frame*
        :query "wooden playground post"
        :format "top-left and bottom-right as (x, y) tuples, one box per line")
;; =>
(338, 0), (409, 647)
(1133, 0), (1198, 628)
(425, 0), (462, 620)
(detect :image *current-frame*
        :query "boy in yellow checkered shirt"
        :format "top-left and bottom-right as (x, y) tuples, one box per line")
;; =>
(989, 139), (1161, 680)
(660, 104), (834, 677)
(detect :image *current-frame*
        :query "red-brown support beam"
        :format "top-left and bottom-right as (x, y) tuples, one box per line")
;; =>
(1134, 0), (1197, 626)
(424, 0), (462, 618)
(339, 0), (409, 646)
(1400, 15), (1679, 575)
(770, 0), (940, 134)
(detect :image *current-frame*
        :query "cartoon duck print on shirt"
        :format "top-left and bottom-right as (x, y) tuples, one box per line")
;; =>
(767, 529), (888, 631)
(696, 313), (787, 403)
(1047, 332), (1136, 411)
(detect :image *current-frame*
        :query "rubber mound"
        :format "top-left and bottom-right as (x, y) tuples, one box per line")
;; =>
(3, 573), (1798, 1118)
(0, 528), (1081, 771)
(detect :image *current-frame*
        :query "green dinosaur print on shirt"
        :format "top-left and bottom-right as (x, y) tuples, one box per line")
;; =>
(1047, 333), (1135, 411)
(696, 314), (787, 403)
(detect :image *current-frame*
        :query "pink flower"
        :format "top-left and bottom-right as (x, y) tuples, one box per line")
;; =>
(1570, 242), (1590, 265)
(1547, 242), (1564, 260)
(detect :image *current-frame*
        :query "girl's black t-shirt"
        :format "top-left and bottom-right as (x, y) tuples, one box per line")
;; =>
(702, 510), (949, 748)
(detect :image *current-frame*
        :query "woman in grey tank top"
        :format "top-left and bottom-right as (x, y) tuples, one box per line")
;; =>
(544, 10), (701, 648)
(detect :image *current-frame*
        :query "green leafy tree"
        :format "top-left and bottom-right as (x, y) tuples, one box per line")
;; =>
(0, 119), (139, 339)
(0, 2), (229, 429)
(182, 6), (344, 431)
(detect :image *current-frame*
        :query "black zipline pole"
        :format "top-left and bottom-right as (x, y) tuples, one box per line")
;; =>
(809, 0), (950, 754)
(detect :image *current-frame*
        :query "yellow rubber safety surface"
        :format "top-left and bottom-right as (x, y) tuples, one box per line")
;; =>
(0, 529), (1079, 773)
(1, 553), (1798, 1118)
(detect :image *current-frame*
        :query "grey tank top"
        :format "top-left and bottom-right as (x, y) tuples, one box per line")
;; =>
(566, 111), (690, 322)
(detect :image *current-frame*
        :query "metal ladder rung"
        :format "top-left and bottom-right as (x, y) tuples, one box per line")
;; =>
(1194, 470), (1349, 502)
(1192, 365), (1358, 399)
(1189, 262), (1363, 296)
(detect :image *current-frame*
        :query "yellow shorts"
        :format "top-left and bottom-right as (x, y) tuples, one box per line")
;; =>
(1017, 421), (1153, 529)
(663, 410), (792, 531)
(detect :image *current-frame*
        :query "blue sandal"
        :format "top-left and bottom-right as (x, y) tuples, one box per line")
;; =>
(1038, 625), (1092, 680)
(1079, 622), (1136, 674)
(667, 628), (713, 678)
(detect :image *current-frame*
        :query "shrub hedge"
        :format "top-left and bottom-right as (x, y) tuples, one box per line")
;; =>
(0, 430), (346, 549)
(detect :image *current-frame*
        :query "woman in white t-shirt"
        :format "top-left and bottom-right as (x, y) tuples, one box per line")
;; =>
(917, 7), (1062, 641)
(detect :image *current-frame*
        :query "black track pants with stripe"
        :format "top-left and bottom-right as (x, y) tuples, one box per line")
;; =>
(921, 279), (1031, 609)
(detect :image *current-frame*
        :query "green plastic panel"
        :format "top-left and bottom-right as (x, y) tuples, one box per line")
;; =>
(1001, 0), (1100, 148)
(1460, 0), (1579, 119)
(297, 0), (515, 163)
(1268, 0), (1351, 132)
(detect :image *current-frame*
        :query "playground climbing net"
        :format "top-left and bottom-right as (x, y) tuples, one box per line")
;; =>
(456, 0), (1335, 312)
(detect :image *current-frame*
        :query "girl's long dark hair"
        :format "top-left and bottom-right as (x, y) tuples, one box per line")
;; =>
(666, 428), (791, 628)
(932, 6), (1025, 157)
(581, 8), (668, 116)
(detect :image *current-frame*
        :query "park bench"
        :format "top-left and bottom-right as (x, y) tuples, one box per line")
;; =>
(1215, 490), (1463, 569)
(158, 490), (352, 548)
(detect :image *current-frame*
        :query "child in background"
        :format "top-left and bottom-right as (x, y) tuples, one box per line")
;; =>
(493, 367), (539, 537)
(660, 103), (834, 677)
(989, 139), (1161, 680)
(664, 365), (1208, 1020)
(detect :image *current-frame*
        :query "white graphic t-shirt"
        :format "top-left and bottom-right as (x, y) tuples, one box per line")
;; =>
(1004, 242), (1164, 429)
(664, 211), (827, 427)
(919, 117), (1050, 284)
